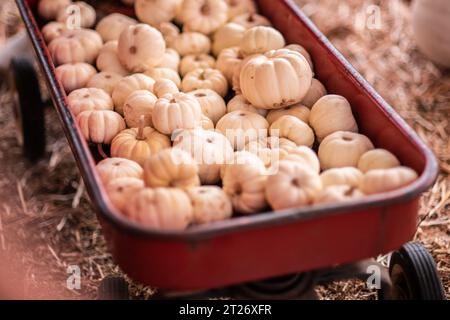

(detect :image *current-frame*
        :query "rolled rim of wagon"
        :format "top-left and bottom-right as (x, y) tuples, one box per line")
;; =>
(15, 0), (439, 241)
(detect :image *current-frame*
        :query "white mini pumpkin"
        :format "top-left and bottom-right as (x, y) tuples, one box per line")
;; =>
(174, 129), (233, 184)
(96, 41), (129, 77)
(309, 95), (358, 141)
(212, 23), (246, 57)
(216, 47), (243, 84)
(180, 0), (228, 35)
(55, 62), (97, 93)
(125, 188), (193, 230)
(318, 131), (374, 170)
(143, 148), (201, 188)
(179, 54), (216, 77)
(200, 115), (215, 130)
(135, 0), (181, 26)
(186, 186), (233, 224)
(118, 24), (166, 73)
(156, 22), (180, 47)
(314, 185), (364, 205)
(222, 151), (268, 214)
(240, 49), (313, 109)
(152, 92), (203, 135)
(112, 73), (155, 115)
(244, 140), (288, 170)
(67, 87), (113, 116)
(216, 110), (269, 150)
(76, 110), (126, 144)
(56, 1), (96, 29)
(225, 0), (256, 20)
(171, 32), (211, 56)
(270, 115), (315, 148)
(301, 79), (327, 108)
(123, 90), (158, 128)
(232, 13), (272, 29)
(87, 72), (123, 95)
(266, 160), (322, 210)
(95, 13), (138, 42)
(42, 22), (66, 43)
(240, 26), (286, 56)
(105, 177), (145, 212)
(153, 79), (180, 98)
(48, 28), (103, 66)
(181, 68), (229, 97)
(282, 146), (320, 173)
(96, 157), (143, 186)
(266, 104), (310, 125)
(227, 94), (268, 117)
(38, 0), (71, 20)
(188, 89), (226, 125)
(284, 44), (314, 70)
(320, 167), (364, 188)
(145, 67), (181, 88)
(360, 167), (418, 195)
(357, 149), (401, 173)
(156, 48), (180, 72)
(111, 124), (171, 166)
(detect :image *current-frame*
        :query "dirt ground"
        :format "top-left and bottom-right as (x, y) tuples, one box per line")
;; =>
(0, 0), (448, 300)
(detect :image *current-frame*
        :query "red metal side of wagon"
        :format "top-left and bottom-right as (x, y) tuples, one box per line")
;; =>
(16, 0), (438, 292)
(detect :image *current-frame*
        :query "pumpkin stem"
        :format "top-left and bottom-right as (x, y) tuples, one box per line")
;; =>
(97, 144), (108, 159)
(137, 115), (146, 140)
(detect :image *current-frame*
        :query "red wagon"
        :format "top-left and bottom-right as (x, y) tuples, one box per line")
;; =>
(11, 0), (445, 299)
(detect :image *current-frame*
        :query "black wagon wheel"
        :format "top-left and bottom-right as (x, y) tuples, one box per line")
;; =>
(10, 56), (46, 162)
(382, 242), (445, 300)
(97, 276), (130, 300)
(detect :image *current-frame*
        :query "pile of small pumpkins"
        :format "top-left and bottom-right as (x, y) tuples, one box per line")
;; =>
(38, 0), (419, 231)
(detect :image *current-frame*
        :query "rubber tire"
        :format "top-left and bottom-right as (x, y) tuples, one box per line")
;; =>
(97, 276), (130, 300)
(387, 242), (445, 300)
(10, 57), (46, 162)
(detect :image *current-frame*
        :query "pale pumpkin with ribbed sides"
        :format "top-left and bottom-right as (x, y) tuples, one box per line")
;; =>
(216, 47), (243, 84)
(188, 89), (226, 125)
(266, 160), (322, 211)
(360, 167), (418, 195)
(187, 186), (233, 224)
(96, 158), (143, 186)
(227, 94), (267, 117)
(55, 63), (97, 93)
(105, 177), (145, 213)
(76, 110), (126, 145)
(216, 110), (269, 150)
(212, 23), (246, 57)
(225, 0), (256, 20)
(318, 131), (374, 170)
(135, 0), (181, 26)
(67, 88), (113, 116)
(270, 115), (315, 148)
(174, 129), (233, 185)
(153, 79), (179, 98)
(118, 24), (166, 73)
(222, 151), (268, 214)
(156, 49), (181, 72)
(171, 32), (211, 56)
(38, 0), (71, 20)
(152, 92), (203, 135)
(145, 67), (181, 88)
(49, 29), (103, 66)
(180, 54), (216, 77)
(125, 188), (193, 230)
(143, 149), (200, 189)
(358, 149), (400, 173)
(182, 68), (229, 98)
(111, 121), (171, 167)
(95, 13), (137, 42)
(96, 41), (129, 77)
(310, 95), (358, 141)
(314, 185), (364, 205)
(266, 104), (310, 125)
(282, 146), (320, 173)
(320, 167), (364, 188)
(180, 0), (228, 35)
(200, 115), (214, 130)
(285, 44), (314, 70)
(301, 79), (327, 108)
(112, 74), (155, 116)
(232, 13), (272, 29)
(240, 49), (313, 109)
(239, 26), (286, 56)
(156, 22), (180, 48)
(87, 72), (123, 96)
(244, 140), (288, 170)
(42, 22), (66, 43)
(123, 90), (157, 128)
